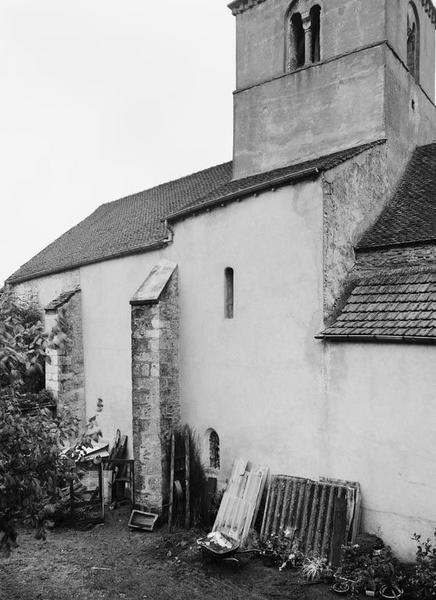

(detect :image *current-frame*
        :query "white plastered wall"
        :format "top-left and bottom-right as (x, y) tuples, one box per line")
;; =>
(11, 178), (436, 559)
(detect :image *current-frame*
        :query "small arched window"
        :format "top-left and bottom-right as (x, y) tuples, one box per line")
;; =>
(204, 428), (220, 470)
(407, 2), (419, 82)
(209, 430), (220, 469)
(310, 5), (321, 63)
(224, 267), (234, 319)
(286, 2), (322, 72)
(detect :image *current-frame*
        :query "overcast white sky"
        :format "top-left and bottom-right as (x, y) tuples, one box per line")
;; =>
(0, 3), (435, 286)
(0, 0), (234, 285)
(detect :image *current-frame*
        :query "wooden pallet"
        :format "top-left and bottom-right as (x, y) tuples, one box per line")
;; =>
(212, 459), (268, 546)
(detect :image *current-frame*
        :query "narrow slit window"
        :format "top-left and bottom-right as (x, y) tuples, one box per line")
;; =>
(224, 267), (234, 319)
(310, 5), (321, 63)
(291, 12), (305, 68)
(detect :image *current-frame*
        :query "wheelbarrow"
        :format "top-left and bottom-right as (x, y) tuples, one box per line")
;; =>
(197, 531), (260, 566)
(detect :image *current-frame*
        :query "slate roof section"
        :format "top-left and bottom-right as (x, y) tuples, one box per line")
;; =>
(7, 162), (233, 284)
(167, 141), (386, 222)
(358, 143), (436, 249)
(45, 287), (81, 311)
(317, 270), (436, 342)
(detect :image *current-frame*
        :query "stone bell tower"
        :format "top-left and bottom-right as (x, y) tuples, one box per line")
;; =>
(228, 0), (436, 179)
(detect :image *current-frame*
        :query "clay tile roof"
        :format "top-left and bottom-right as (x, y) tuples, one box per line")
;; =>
(317, 270), (436, 342)
(8, 140), (384, 285)
(7, 162), (233, 284)
(167, 141), (385, 222)
(358, 143), (436, 249)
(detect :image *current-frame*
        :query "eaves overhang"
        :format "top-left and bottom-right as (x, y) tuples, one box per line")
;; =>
(165, 166), (320, 224)
(315, 333), (436, 344)
(6, 239), (168, 286)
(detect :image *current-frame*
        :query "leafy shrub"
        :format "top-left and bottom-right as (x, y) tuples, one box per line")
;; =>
(412, 530), (436, 600)
(260, 528), (303, 570)
(0, 288), (46, 393)
(335, 543), (401, 592)
(0, 289), (94, 555)
(0, 388), (79, 554)
(302, 554), (330, 582)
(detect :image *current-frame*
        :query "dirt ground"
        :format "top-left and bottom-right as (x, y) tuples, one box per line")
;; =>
(0, 507), (334, 600)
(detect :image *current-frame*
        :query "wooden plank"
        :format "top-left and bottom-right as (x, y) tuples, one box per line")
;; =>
(213, 458), (247, 534)
(98, 462), (105, 521)
(299, 481), (312, 549)
(240, 467), (268, 545)
(271, 477), (284, 536)
(286, 479), (298, 530)
(260, 477), (273, 539)
(313, 483), (327, 554)
(320, 477), (360, 544)
(228, 459), (248, 490)
(321, 485), (335, 557)
(168, 431), (175, 532)
(212, 488), (231, 532)
(305, 482), (319, 554)
(352, 484), (362, 542)
(184, 432), (190, 529)
(279, 478), (292, 532)
(252, 466), (268, 532)
(329, 488), (347, 567)
(294, 479), (306, 532)
(262, 476), (277, 538)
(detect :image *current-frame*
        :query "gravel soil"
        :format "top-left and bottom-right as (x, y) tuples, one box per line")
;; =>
(0, 508), (334, 600)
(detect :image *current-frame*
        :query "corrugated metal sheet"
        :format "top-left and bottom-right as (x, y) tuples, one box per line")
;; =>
(260, 475), (361, 561)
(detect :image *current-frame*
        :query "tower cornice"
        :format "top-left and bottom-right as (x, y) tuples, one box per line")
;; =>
(228, 0), (266, 16)
(421, 0), (436, 26)
(228, 0), (436, 26)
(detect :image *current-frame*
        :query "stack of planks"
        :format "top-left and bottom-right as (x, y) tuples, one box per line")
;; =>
(212, 459), (269, 546)
(260, 475), (361, 565)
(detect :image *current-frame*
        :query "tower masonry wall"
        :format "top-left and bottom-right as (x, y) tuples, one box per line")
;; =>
(235, 0), (386, 91)
(385, 47), (436, 166)
(322, 144), (390, 321)
(233, 45), (386, 177)
(386, 0), (435, 100)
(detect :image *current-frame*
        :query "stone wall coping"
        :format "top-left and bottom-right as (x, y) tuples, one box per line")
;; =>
(130, 261), (177, 306)
(45, 286), (81, 312)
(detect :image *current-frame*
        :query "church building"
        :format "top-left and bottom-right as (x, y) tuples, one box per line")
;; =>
(7, 0), (436, 560)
